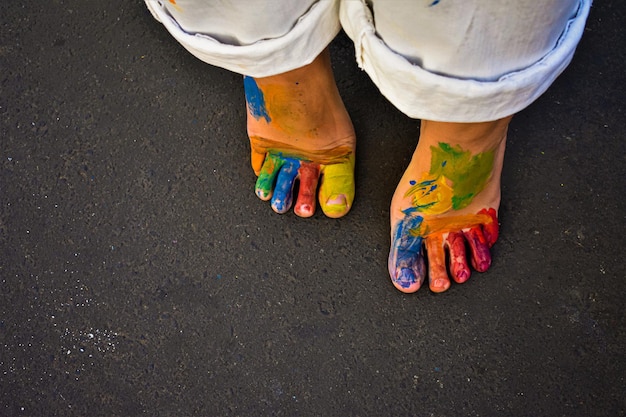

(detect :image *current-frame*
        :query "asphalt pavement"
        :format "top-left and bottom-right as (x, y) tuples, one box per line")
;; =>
(1, 1), (625, 416)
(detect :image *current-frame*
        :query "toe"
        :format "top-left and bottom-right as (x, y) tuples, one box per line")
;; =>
(446, 231), (471, 283)
(464, 226), (491, 272)
(425, 234), (450, 293)
(294, 162), (320, 218)
(388, 218), (426, 293)
(478, 208), (499, 247)
(251, 149), (266, 176)
(318, 155), (355, 218)
(270, 157), (300, 214)
(388, 247), (426, 293)
(255, 153), (283, 201)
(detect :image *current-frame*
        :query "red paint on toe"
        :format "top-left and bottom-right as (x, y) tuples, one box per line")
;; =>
(464, 227), (492, 273)
(294, 203), (314, 218)
(446, 231), (470, 283)
(479, 208), (499, 247)
(294, 162), (320, 218)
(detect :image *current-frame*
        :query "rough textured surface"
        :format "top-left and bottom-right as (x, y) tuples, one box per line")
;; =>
(1, 2), (625, 416)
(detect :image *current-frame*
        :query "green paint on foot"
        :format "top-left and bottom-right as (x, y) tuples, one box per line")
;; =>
(430, 143), (493, 210)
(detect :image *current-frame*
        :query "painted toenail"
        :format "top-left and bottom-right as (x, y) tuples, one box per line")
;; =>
(456, 270), (469, 282)
(476, 260), (490, 272)
(434, 279), (446, 288)
(326, 194), (347, 206)
(296, 204), (314, 217)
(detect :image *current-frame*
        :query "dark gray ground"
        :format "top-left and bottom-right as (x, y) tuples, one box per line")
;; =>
(1, 1), (625, 416)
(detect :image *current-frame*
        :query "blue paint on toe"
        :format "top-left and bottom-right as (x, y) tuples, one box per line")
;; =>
(429, 0), (440, 6)
(390, 213), (426, 288)
(271, 157), (301, 213)
(244, 76), (271, 122)
(395, 266), (419, 289)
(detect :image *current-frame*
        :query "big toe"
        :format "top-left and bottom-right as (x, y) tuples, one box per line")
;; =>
(390, 266), (424, 293)
(388, 230), (426, 293)
(318, 156), (355, 219)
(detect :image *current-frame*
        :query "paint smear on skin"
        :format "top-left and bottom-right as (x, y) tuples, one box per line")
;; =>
(446, 231), (470, 282)
(404, 176), (454, 214)
(479, 208), (499, 246)
(249, 136), (353, 166)
(297, 162), (320, 201)
(248, 81), (348, 140)
(294, 162), (321, 217)
(271, 157), (301, 213)
(388, 141), (500, 288)
(244, 76), (271, 122)
(430, 143), (494, 209)
(250, 81), (312, 137)
(255, 153), (283, 199)
(405, 143), (494, 215)
(254, 151), (355, 217)
(390, 207), (499, 287)
(255, 152), (304, 211)
(408, 210), (494, 237)
(390, 208), (426, 289)
(425, 233), (449, 291)
(318, 154), (355, 217)
(429, 0), (441, 6)
(464, 227), (491, 272)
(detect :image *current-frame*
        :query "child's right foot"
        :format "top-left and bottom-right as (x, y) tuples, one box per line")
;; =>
(244, 48), (356, 218)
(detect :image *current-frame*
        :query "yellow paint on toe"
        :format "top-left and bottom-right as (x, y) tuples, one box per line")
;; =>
(319, 154), (355, 218)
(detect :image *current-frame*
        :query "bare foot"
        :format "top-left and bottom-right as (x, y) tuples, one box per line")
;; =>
(244, 48), (356, 218)
(388, 117), (512, 293)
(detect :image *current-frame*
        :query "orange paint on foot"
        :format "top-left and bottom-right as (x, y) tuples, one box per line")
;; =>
(249, 136), (353, 166)
(410, 211), (495, 238)
(425, 234), (450, 292)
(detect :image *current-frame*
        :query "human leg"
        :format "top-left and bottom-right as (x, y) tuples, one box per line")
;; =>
(145, 0), (355, 217)
(340, 0), (591, 292)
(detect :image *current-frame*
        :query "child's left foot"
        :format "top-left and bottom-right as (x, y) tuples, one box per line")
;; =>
(389, 117), (512, 293)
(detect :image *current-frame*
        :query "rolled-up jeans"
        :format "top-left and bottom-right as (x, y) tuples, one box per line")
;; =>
(145, 0), (591, 122)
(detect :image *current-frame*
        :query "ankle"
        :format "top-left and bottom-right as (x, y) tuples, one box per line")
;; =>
(420, 116), (512, 151)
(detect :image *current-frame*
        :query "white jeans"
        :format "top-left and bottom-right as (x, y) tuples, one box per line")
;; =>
(145, 0), (591, 122)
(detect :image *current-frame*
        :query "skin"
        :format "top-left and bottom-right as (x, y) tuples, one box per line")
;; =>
(388, 117), (512, 293)
(244, 48), (356, 218)
(243, 48), (512, 294)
